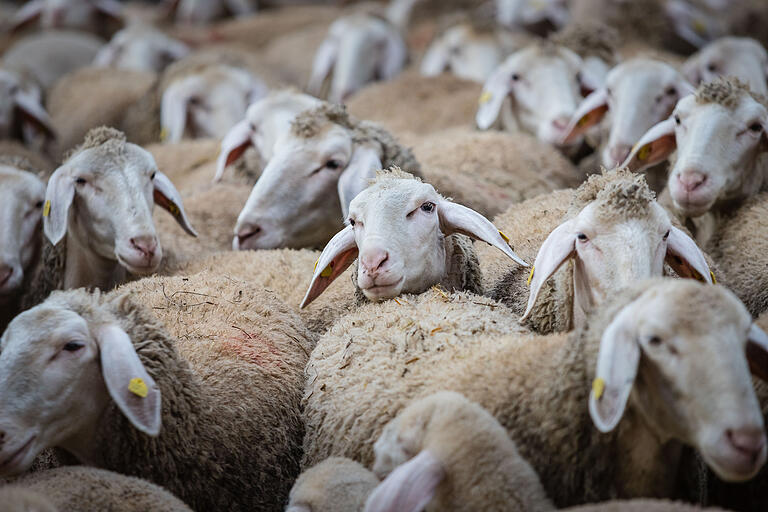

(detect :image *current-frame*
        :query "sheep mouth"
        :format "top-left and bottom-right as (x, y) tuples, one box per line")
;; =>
(0, 435), (36, 475)
(704, 443), (768, 482)
(362, 277), (405, 300)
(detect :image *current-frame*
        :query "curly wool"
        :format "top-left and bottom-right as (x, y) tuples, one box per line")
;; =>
(0, 154), (44, 178)
(550, 22), (619, 63)
(695, 76), (768, 109)
(288, 457), (379, 512)
(63, 126), (126, 162)
(567, 167), (655, 221)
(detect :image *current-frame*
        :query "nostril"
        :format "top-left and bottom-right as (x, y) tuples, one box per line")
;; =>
(130, 237), (158, 257)
(677, 171), (707, 193)
(727, 428), (766, 455)
(237, 225), (262, 244)
(552, 117), (569, 130)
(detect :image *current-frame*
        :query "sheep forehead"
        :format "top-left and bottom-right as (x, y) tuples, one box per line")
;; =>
(200, 66), (253, 89)
(291, 104), (354, 139)
(694, 77), (766, 110)
(608, 59), (678, 88)
(704, 37), (767, 61)
(350, 179), (438, 221)
(70, 141), (157, 179)
(0, 166), (43, 193)
(1, 307), (86, 358)
(511, 43), (579, 70)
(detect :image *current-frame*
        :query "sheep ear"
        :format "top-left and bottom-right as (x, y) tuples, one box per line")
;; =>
(300, 225), (358, 308)
(308, 37), (338, 97)
(621, 118), (677, 172)
(665, 226), (713, 283)
(364, 451), (444, 512)
(159, 40), (190, 68)
(476, 66), (511, 130)
(521, 219), (576, 322)
(377, 32), (407, 81)
(153, 171), (198, 237)
(14, 90), (55, 140)
(561, 88), (608, 145)
(43, 166), (75, 246)
(215, 119), (254, 182)
(160, 77), (201, 143)
(665, 1), (714, 48)
(338, 146), (381, 218)
(9, 0), (42, 32)
(747, 323), (768, 382)
(438, 201), (528, 267)
(589, 303), (641, 433)
(92, 0), (124, 21)
(420, 41), (450, 76)
(97, 324), (161, 437)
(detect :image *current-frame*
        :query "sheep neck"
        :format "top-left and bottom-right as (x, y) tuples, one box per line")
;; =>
(64, 233), (126, 291)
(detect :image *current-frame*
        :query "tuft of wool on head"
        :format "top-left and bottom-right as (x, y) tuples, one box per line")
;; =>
(695, 76), (768, 109)
(64, 126), (127, 162)
(568, 167), (655, 221)
(291, 103), (356, 138)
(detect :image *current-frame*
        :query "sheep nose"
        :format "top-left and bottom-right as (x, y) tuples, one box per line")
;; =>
(130, 235), (158, 259)
(360, 248), (389, 276)
(727, 427), (766, 456)
(677, 171), (708, 193)
(235, 224), (262, 249)
(551, 116), (570, 131)
(0, 264), (13, 287)
(608, 144), (632, 166)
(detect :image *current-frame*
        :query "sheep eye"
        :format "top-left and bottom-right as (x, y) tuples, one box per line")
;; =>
(349, 218), (356, 226)
(326, 160), (342, 170)
(674, 115), (681, 125)
(749, 122), (763, 133)
(34, 200), (43, 209)
(150, 171), (157, 180)
(648, 336), (662, 346)
(576, 233), (588, 241)
(420, 202), (435, 213)
(75, 177), (87, 185)
(665, 86), (677, 96)
(706, 63), (717, 72)
(63, 341), (84, 352)
(511, 73), (520, 82)
(663, 230), (670, 240)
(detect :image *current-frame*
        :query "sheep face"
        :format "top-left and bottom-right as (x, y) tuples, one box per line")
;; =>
(308, 14), (407, 104)
(173, 0), (254, 24)
(668, 93), (767, 216)
(476, 45), (586, 146)
(590, 280), (768, 482)
(0, 71), (54, 147)
(524, 177), (712, 326)
(44, 139), (196, 279)
(93, 25), (190, 73)
(233, 124), (376, 250)
(683, 37), (768, 96)
(0, 167), (44, 300)
(10, 0), (122, 32)
(0, 295), (161, 477)
(161, 67), (267, 143)
(420, 25), (503, 83)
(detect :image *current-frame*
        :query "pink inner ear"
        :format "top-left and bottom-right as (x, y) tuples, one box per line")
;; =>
(300, 248), (359, 308)
(224, 141), (249, 169)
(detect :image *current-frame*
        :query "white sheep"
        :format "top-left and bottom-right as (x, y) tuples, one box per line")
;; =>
(495, 0), (569, 31)
(92, 23), (190, 73)
(0, 269), (315, 511)
(164, 0), (257, 25)
(308, 10), (407, 104)
(8, 0), (123, 35)
(3, 466), (192, 511)
(302, 278), (768, 506)
(20, 127), (196, 308)
(682, 36), (768, 96)
(233, 103), (420, 251)
(476, 169), (712, 334)
(0, 68), (55, 153)
(622, 77), (768, 315)
(475, 41), (596, 148)
(300, 168), (526, 307)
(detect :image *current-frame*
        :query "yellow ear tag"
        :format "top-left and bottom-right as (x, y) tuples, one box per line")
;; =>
(160, 127), (169, 142)
(479, 91), (492, 105)
(636, 144), (652, 161)
(167, 202), (180, 217)
(499, 230), (510, 243)
(320, 264), (333, 278)
(710, 271), (717, 284)
(128, 377), (148, 398)
(576, 114), (589, 128)
(592, 377), (605, 400)
(313, 258), (319, 272)
(692, 18), (707, 36)
(43, 200), (51, 217)
(527, 266), (535, 286)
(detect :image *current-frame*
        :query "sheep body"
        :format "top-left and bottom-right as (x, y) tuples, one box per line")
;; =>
(288, 457), (380, 512)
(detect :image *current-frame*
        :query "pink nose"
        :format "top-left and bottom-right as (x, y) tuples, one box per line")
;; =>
(677, 171), (708, 193)
(130, 235), (158, 259)
(360, 248), (389, 276)
(608, 144), (632, 166)
(0, 264), (13, 287)
(551, 116), (570, 131)
(727, 428), (766, 456)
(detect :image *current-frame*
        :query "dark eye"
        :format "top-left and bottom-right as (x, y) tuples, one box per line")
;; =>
(34, 200), (43, 209)
(349, 218), (356, 226)
(665, 86), (677, 96)
(749, 122), (763, 133)
(674, 115), (681, 125)
(648, 335), (662, 346)
(577, 233), (588, 241)
(663, 230), (670, 240)
(63, 341), (83, 352)
(326, 160), (341, 170)
(420, 202), (435, 213)
(605, 88), (612, 97)
(75, 177), (86, 185)
(511, 73), (520, 82)
(150, 171), (156, 180)
(707, 63), (717, 72)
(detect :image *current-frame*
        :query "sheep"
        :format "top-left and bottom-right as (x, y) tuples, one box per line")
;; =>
(164, 0), (257, 25)
(8, 0), (123, 37)
(409, 127), (582, 219)
(0, 156), (45, 330)
(232, 103), (420, 251)
(20, 127), (197, 309)
(345, 70), (482, 139)
(476, 169), (713, 334)
(302, 278), (768, 507)
(215, 89), (322, 183)
(682, 36), (768, 96)
(287, 457), (380, 512)
(622, 77), (768, 315)
(0, 486), (57, 512)
(308, 10), (407, 104)
(92, 23), (190, 73)
(300, 167), (526, 308)
(4, 466), (192, 511)
(0, 268), (315, 511)
(560, 58), (694, 191)
(0, 68), (55, 154)
(0, 140), (54, 175)
(475, 41), (595, 148)
(495, 0), (570, 32)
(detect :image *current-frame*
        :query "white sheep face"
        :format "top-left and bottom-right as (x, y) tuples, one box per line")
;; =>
(668, 93), (767, 216)
(173, 0), (254, 24)
(11, 0), (122, 31)
(420, 25), (503, 83)
(0, 166), (45, 299)
(592, 281), (767, 481)
(93, 25), (190, 73)
(684, 37), (768, 96)
(348, 179), (447, 301)
(601, 60), (689, 167)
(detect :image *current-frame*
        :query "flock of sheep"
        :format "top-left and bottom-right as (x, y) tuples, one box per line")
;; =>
(1, 0), (768, 511)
